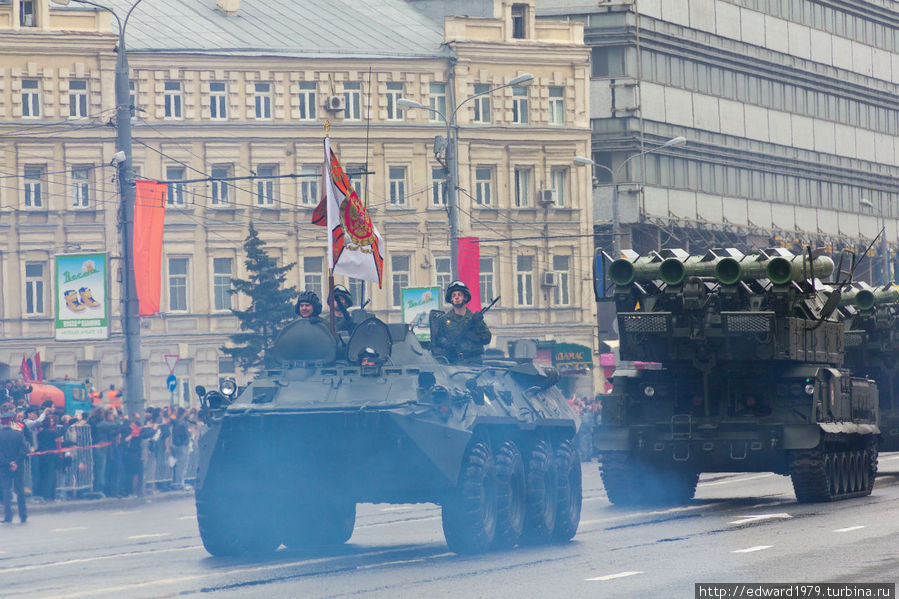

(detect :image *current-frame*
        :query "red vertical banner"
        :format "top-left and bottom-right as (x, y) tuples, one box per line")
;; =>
(133, 181), (167, 316)
(457, 237), (481, 310)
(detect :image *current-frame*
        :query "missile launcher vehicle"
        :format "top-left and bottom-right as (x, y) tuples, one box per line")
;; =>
(193, 312), (581, 556)
(595, 247), (879, 505)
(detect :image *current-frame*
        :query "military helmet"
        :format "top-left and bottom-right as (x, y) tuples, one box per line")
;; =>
(295, 290), (322, 316)
(445, 280), (471, 303)
(329, 284), (353, 308)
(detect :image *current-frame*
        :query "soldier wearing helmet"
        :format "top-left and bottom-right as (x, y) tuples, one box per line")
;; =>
(295, 290), (323, 321)
(328, 284), (354, 332)
(431, 280), (491, 363)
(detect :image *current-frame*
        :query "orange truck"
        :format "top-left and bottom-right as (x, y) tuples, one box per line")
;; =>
(28, 381), (91, 415)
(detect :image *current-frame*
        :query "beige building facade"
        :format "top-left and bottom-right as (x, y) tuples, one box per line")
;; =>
(0, 0), (594, 405)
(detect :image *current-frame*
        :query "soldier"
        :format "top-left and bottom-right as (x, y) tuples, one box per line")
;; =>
(328, 284), (354, 332)
(431, 280), (492, 364)
(0, 408), (28, 523)
(295, 290), (323, 321)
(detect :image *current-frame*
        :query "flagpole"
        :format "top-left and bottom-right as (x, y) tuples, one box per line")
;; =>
(323, 121), (336, 337)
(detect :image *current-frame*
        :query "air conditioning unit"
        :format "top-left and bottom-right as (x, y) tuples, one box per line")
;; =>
(541, 271), (558, 287)
(537, 189), (557, 205)
(326, 95), (346, 111)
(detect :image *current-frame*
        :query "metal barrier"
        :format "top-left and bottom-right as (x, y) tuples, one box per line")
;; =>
(57, 426), (93, 496)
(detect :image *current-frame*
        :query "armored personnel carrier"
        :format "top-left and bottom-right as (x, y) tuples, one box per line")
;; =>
(194, 312), (581, 556)
(595, 248), (879, 505)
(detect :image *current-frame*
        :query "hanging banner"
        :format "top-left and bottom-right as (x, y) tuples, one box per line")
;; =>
(457, 237), (481, 310)
(55, 253), (109, 340)
(133, 180), (166, 315)
(401, 287), (441, 341)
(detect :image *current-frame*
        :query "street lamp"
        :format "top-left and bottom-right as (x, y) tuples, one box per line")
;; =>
(53, 0), (145, 414)
(860, 198), (890, 284)
(574, 136), (686, 257)
(397, 72), (534, 279)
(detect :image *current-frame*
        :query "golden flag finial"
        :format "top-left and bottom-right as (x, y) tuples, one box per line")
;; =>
(324, 119), (331, 135)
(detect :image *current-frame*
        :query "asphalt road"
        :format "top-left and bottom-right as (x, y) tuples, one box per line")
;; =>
(2, 454), (898, 599)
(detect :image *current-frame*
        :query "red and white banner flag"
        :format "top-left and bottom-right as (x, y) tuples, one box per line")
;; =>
(312, 137), (384, 287)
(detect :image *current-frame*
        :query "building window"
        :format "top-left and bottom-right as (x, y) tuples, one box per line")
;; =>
(431, 167), (447, 206)
(303, 257), (323, 299)
(389, 166), (406, 206)
(69, 79), (88, 118)
(300, 165), (320, 205)
(480, 257), (495, 301)
(166, 166), (186, 205)
(473, 83), (491, 123)
(25, 261), (44, 315)
(516, 255), (534, 306)
(348, 164), (365, 203)
(209, 81), (227, 119)
(210, 165), (231, 205)
(164, 81), (182, 119)
(551, 167), (567, 207)
(347, 278), (364, 307)
(21, 79), (40, 118)
(385, 82), (404, 121)
(514, 167), (531, 207)
(391, 255), (410, 307)
(218, 357), (235, 386)
(511, 3), (527, 39)
(256, 165), (277, 205)
(429, 83), (447, 121)
(212, 257), (233, 311)
(298, 81), (316, 121)
(254, 82), (272, 119)
(552, 255), (570, 306)
(475, 167), (493, 205)
(435, 257), (451, 290)
(343, 82), (361, 120)
(23, 165), (44, 208)
(20, 0), (36, 27)
(71, 166), (91, 208)
(512, 86), (528, 124)
(168, 257), (189, 311)
(591, 46), (626, 78)
(548, 86), (564, 125)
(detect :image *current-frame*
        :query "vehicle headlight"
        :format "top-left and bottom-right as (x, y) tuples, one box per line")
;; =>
(643, 385), (655, 398)
(804, 384), (815, 396)
(220, 379), (237, 397)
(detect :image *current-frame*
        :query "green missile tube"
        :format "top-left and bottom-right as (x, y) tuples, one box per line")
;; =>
(714, 255), (769, 285)
(658, 256), (721, 285)
(608, 256), (661, 286)
(766, 255), (835, 285)
(842, 286), (899, 310)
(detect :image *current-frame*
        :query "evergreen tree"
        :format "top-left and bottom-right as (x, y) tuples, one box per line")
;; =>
(222, 222), (297, 371)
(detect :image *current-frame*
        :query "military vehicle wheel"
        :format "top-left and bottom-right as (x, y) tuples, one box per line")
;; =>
(197, 496), (280, 556)
(552, 440), (582, 543)
(521, 439), (558, 544)
(442, 440), (497, 554)
(491, 440), (526, 550)
(284, 498), (355, 550)
(600, 454), (696, 506)
(599, 453), (642, 505)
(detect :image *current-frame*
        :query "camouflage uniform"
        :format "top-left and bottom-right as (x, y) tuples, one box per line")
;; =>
(432, 308), (492, 363)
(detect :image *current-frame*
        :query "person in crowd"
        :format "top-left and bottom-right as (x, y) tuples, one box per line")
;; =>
(170, 407), (190, 490)
(35, 413), (62, 501)
(431, 280), (492, 364)
(0, 408), (28, 523)
(295, 290), (323, 321)
(106, 385), (122, 410)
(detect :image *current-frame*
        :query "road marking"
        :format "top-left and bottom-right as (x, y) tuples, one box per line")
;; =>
(586, 571), (645, 581)
(699, 473), (775, 487)
(52, 526), (88, 533)
(358, 552), (454, 569)
(126, 533), (170, 540)
(176, 515), (196, 520)
(109, 511), (138, 516)
(356, 515), (441, 529)
(729, 513), (792, 526)
(579, 501), (727, 527)
(732, 545), (773, 553)
(833, 525), (865, 533)
(0, 545), (203, 574)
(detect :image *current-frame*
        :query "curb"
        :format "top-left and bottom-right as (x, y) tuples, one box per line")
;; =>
(25, 489), (194, 514)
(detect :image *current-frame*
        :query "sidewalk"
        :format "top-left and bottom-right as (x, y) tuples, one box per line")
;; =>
(24, 487), (194, 514)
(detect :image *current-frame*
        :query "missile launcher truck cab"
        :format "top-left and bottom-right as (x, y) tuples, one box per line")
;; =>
(194, 310), (581, 556)
(594, 247), (879, 505)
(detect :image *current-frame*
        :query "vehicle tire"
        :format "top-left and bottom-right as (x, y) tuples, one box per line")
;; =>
(285, 497), (356, 550)
(552, 439), (582, 543)
(197, 494), (280, 557)
(663, 468), (700, 504)
(599, 452), (643, 506)
(521, 439), (557, 544)
(491, 440), (526, 550)
(442, 440), (497, 554)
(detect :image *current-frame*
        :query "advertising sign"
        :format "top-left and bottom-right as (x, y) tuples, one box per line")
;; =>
(55, 253), (109, 340)
(552, 342), (593, 372)
(401, 287), (441, 341)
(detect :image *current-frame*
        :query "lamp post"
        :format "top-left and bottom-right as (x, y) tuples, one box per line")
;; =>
(53, 0), (145, 414)
(397, 72), (534, 279)
(860, 198), (890, 284)
(574, 136), (687, 258)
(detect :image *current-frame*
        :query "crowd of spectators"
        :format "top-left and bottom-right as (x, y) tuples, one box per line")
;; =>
(569, 394), (602, 461)
(0, 386), (203, 502)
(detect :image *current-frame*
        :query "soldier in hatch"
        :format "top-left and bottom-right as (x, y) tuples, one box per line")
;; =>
(431, 280), (492, 364)
(328, 284), (354, 332)
(295, 290), (322, 321)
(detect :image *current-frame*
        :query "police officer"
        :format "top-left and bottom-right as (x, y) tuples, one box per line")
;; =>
(295, 290), (323, 321)
(328, 284), (354, 332)
(431, 281), (492, 363)
(0, 408), (28, 523)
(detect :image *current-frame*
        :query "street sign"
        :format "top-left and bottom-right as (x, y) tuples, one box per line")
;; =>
(166, 374), (177, 392)
(164, 354), (179, 374)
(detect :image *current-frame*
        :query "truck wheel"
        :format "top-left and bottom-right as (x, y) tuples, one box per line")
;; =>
(491, 440), (525, 550)
(521, 439), (557, 544)
(442, 440), (497, 554)
(197, 494), (280, 556)
(285, 497), (356, 550)
(599, 453), (643, 506)
(552, 439), (582, 542)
